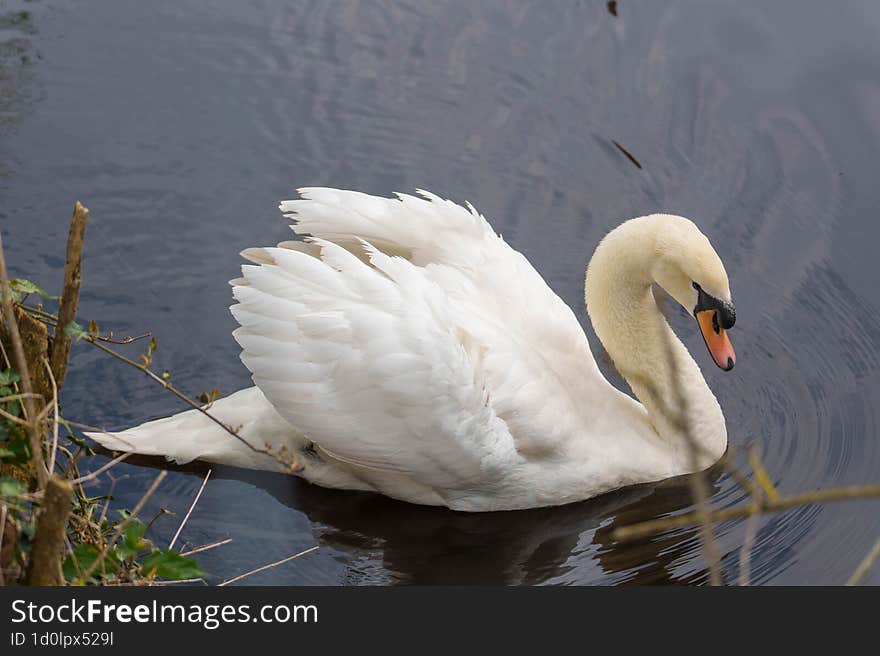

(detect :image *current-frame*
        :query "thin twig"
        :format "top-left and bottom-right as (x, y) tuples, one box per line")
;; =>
(63, 418), (112, 433)
(737, 511), (760, 586)
(17, 302), (299, 471)
(218, 545), (319, 586)
(846, 535), (880, 586)
(613, 484), (880, 541)
(659, 324), (722, 585)
(69, 451), (132, 485)
(0, 405), (31, 427)
(0, 234), (47, 489)
(150, 577), (209, 586)
(738, 446), (767, 586)
(44, 358), (60, 477)
(748, 448), (779, 502)
(97, 473), (122, 529)
(76, 470), (166, 583)
(17, 304), (150, 344)
(179, 538), (232, 558)
(0, 503), (7, 587)
(169, 469), (211, 550)
(0, 392), (44, 403)
(83, 336), (296, 471)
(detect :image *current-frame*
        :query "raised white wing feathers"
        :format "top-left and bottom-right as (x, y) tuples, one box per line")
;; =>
(230, 188), (600, 491)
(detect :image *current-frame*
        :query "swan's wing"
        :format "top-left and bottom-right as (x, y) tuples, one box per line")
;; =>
(232, 189), (611, 490)
(231, 237), (519, 490)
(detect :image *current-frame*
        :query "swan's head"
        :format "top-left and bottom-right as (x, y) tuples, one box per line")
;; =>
(651, 215), (736, 371)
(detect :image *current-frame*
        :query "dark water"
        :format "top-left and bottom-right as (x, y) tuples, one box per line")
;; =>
(2, 0), (880, 585)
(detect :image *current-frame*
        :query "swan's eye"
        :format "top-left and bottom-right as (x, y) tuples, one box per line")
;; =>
(692, 282), (735, 328)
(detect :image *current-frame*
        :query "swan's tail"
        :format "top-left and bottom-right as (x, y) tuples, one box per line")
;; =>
(85, 387), (299, 472)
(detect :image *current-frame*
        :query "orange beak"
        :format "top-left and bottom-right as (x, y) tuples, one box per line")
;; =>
(696, 309), (736, 371)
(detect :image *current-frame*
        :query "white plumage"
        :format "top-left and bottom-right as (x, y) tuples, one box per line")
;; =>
(89, 188), (735, 511)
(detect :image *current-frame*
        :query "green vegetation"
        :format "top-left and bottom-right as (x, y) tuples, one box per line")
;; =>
(0, 202), (206, 586)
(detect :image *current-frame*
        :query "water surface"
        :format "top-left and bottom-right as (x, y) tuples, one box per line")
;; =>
(2, 0), (880, 584)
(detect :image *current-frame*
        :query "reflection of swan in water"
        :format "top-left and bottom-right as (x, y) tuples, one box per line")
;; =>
(114, 452), (721, 585)
(227, 464), (723, 585)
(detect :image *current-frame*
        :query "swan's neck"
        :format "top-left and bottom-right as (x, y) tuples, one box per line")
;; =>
(584, 217), (727, 470)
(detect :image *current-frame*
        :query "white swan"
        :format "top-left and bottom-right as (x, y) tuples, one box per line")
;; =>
(88, 188), (736, 511)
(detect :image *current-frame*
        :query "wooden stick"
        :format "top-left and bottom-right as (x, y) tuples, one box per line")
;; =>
(50, 201), (89, 388)
(26, 476), (73, 585)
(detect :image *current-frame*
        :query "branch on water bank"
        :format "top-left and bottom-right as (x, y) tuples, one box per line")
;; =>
(81, 336), (299, 473)
(26, 476), (73, 585)
(0, 234), (48, 490)
(50, 201), (89, 389)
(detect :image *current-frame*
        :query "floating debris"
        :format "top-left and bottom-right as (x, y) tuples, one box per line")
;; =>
(611, 139), (642, 169)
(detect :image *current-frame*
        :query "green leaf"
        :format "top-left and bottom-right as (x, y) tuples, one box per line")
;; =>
(1, 399), (21, 418)
(62, 543), (121, 582)
(0, 430), (30, 464)
(0, 369), (20, 386)
(63, 321), (86, 341)
(0, 447), (16, 459)
(140, 550), (205, 580)
(10, 278), (52, 299)
(118, 519), (151, 558)
(0, 476), (26, 499)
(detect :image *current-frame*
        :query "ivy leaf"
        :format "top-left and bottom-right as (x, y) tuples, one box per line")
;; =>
(0, 476), (27, 499)
(0, 431), (29, 464)
(140, 550), (205, 580)
(10, 278), (52, 299)
(62, 543), (121, 582)
(0, 369), (21, 386)
(118, 519), (151, 559)
(63, 321), (87, 341)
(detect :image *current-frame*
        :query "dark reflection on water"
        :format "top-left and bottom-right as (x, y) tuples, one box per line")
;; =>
(2, 0), (880, 584)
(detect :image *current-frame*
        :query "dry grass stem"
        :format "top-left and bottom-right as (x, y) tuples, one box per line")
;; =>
(218, 545), (319, 586)
(659, 325), (722, 585)
(0, 504), (7, 587)
(69, 451), (132, 485)
(44, 359), (60, 477)
(168, 469), (211, 550)
(179, 538), (232, 558)
(846, 535), (880, 586)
